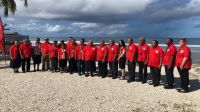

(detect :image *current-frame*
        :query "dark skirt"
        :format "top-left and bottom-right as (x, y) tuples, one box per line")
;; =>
(119, 57), (126, 69)
(59, 59), (67, 68)
(10, 58), (21, 69)
(32, 55), (42, 64)
(85, 61), (96, 72)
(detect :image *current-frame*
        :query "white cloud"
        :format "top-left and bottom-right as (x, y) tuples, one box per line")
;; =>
(46, 24), (64, 32)
(71, 22), (101, 29)
(14, 0), (156, 22)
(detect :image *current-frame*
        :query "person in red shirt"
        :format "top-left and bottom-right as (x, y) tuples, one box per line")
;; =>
(19, 38), (32, 73)
(58, 44), (68, 73)
(9, 40), (21, 73)
(117, 40), (126, 80)
(126, 38), (137, 83)
(162, 38), (177, 89)
(137, 37), (149, 83)
(175, 38), (192, 92)
(32, 37), (42, 72)
(49, 41), (59, 72)
(75, 39), (86, 76)
(83, 40), (97, 77)
(108, 40), (119, 79)
(148, 40), (164, 87)
(68, 39), (77, 74)
(97, 40), (109, 78)
(41, 37), (51, 71)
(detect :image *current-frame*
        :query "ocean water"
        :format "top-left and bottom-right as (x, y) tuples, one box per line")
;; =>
(29, 37), (200, 64)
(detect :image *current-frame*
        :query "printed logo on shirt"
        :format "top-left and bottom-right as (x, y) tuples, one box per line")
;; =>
(180, 50), (184, 53)
(101, 48), (104, 51)
(167, 49), (170, 52)
(129, 47), (132, 50)
(156, 50), (159, 53)
(143, 48), (146, 50)
(92, 47), (96, 50)
(111, 48), (114, 50)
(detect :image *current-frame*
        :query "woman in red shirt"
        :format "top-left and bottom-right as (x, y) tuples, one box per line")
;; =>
(175, 38), (192, 92)
(9, 40), (21, 73)
(108, 40), (119, 79)
(97, 40), (109, 78)
(126, 38), (137, 83)
(75, 39), (85, 76)
(117, 40), (126, 80)
(83, 40), (97, 77)
(32, 37), (42, 72)
(49, 41), (59, 72)
(19, 38), (32, 73)
(137, 37), (149, 83)
(148, 40), (164, 87)
(58, 44), (68, 73)
(68, 39), (77, 74)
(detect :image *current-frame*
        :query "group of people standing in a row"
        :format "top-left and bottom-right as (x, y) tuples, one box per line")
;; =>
(9, 37), (192, 92)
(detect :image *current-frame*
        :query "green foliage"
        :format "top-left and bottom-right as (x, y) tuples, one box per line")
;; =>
(0, 0), (27, 17)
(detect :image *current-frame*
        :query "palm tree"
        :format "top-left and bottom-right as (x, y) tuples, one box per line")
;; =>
(0, 0), (28, 17)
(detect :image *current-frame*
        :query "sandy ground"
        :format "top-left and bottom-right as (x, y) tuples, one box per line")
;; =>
(0, 61), (199, 112)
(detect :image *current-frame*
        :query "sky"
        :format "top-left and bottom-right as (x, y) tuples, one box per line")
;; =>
(1, 0), (200, 38)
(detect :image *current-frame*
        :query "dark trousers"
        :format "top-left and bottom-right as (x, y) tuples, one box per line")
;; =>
(127, 61), (136, 80)
(150, 66), (161, 85)
(59, 59), (67, 71)
(109, 62), (118, 78)
(69, 58), (77, 73)
(85, 61), (96, 73)
(50, 58), (58, 71)
(165, 66), (174, 86)
(177, 67), (189, 91)
(138, 61), (148, 82)
(21, 58), (31, 72)
(42, 55), (50, 71)
(98, 61), (108, 77)
(77, 60), (85, 74)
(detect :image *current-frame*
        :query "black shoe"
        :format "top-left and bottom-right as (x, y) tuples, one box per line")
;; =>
(85, 74), (89, 77)
(141, 81), (147, 84)
(153, 84), (159, 87)
(164, 85), (174, 89)
(70, 72), (73, 74)
(149, 82), (154, 85)
(112, 76), (117, 79)
(102, 76), (106, 78)
(127, 78), (135, 83)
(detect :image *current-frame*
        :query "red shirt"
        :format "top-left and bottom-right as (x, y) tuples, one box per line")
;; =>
(66, 41), (72, 52)
(97, 45), (109, 61)
(108, 45), (119, 62)
(69, 44), (77, 58)
(9, 45), (19, 60)
(119, 47), (126, 58)
(58, 48), (67, 60)
(137, 44), (150, 62)
(126, 43), (137, 61)
(19, 43), (32, 58)
(76, 44), (85, 60)
(175, 44), (192, 69)
(148, 46), (164, 68)
(49, 45), (59, 58)
(41, 42), (51, 55)
(83, 45), (97, 61)
(162, 44), (177, 66)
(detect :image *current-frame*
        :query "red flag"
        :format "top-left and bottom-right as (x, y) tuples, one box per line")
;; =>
(0, 17), (6, 56)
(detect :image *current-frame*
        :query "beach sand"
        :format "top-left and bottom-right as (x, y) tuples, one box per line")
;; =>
(0, 61), (199, 112)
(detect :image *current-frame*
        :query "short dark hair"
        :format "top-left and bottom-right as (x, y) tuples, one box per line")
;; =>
(167, 38), (173, 43)
(152, 40), (159, 45)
